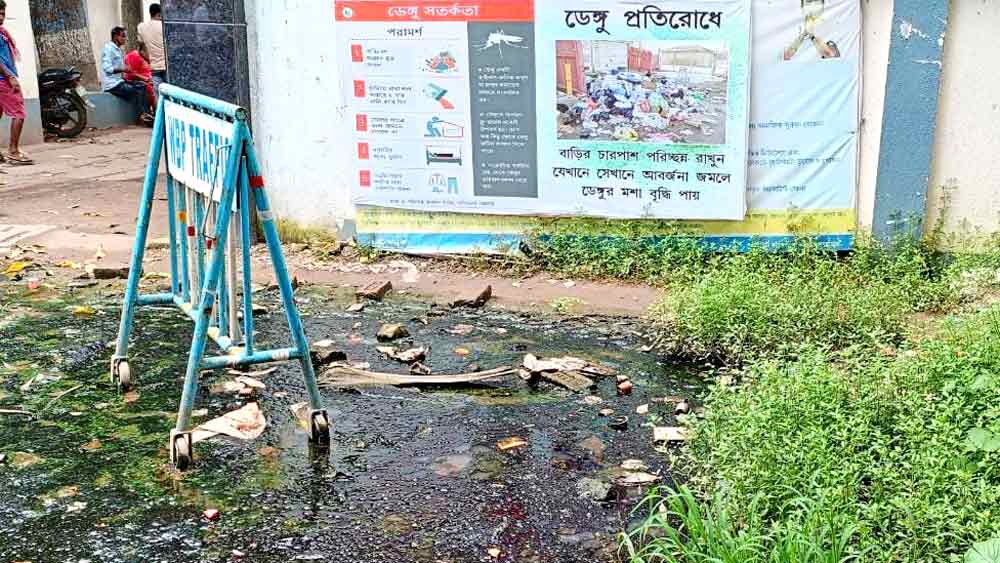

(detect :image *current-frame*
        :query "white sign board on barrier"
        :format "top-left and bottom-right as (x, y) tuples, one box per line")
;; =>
(163, 100), (235, 202)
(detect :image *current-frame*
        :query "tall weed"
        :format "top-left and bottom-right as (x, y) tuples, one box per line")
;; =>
(667, 307), (1000, 562)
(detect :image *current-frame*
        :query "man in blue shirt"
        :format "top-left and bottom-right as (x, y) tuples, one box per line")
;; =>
(102, 26), (151, 124)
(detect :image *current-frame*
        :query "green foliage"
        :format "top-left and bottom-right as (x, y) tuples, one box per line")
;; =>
(647, 237), (960, 363)
(661, 308), (1000, 562)
(621, 487), (860, 563)
(964, 539), (1000, 563)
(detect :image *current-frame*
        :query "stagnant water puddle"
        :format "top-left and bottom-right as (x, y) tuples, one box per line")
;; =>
(1, 284), (705, 562)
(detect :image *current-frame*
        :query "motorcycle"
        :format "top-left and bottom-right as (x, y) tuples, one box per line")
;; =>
(38, 67), (91, 138)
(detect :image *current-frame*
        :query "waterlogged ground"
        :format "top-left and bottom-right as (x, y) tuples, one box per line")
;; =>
(0, 281), (703, 562)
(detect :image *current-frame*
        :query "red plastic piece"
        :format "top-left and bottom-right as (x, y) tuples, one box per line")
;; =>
(249, 175), (265, 188)
(187, 225), (195, 237)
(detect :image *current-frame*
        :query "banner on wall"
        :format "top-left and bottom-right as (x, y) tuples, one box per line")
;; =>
(341, 0), (861, 252)
(335, 0), (752, 220)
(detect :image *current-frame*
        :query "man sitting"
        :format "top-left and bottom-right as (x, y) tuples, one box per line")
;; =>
(102, 26), (152, 125)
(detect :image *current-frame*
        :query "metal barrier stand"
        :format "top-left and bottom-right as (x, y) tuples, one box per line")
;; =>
(110, 85), (330, 470)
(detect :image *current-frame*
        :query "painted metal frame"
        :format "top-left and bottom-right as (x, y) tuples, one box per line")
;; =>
(110, 84), (329, 470)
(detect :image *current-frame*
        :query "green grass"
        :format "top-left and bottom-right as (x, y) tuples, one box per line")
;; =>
(646, 239), (962, 364)
(625, 308), (1000, 562)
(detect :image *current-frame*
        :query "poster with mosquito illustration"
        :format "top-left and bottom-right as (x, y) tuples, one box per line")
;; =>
(334, 0), (753, 221)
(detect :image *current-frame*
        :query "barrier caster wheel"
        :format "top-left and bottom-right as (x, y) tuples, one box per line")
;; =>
(308, 410), (331, 445)
(169, 431), (193, 470)
(110, 358), (132, 393)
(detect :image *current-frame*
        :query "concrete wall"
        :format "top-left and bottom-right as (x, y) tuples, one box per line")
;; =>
(247, 0), (352, 232)
(87, 0), (120, 89)
(0, 0), (43, 146)
(856, 0), (893, 230)
(926, 1), (1000, 240)
(241, 1), (999, 242)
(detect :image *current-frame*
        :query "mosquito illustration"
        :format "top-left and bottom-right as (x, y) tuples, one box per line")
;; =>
(474, 29), (528, 59)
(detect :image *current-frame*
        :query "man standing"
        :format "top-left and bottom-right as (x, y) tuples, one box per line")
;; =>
(137, 4), (166, 93)
(102, 26), (151, 124)
(0, 0), (31, 164)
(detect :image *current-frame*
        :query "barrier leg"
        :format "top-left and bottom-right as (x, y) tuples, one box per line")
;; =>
(111, 98), (167, 392)
(170, 134), (244, 470)
(244, 134), (329, 445)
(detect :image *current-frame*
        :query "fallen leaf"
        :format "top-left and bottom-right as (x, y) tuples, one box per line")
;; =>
(12, 451), (42, 469)
(72, 306), (97, 317)
(123, 390), (140, 404)
(488, 548), (502, 558)
(497, 437), (527, 451)
(55, 485), (79, 498)
(448, 324), (476, 336)
(55, 260), (81, 269)
(454, 347), (471, 357)
(4, 261), (32, 278)
(259, 446), (280, 458)
(80, 438), (103, 451)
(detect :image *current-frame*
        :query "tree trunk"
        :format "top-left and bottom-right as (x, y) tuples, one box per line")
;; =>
(28, 0), (99, 89)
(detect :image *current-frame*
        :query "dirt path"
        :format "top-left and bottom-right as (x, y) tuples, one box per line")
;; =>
(1, 129), (660, 316)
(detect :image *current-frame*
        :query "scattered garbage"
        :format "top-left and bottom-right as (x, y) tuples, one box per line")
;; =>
(520, 354), (614, 392)
(577, 436), (605, 462)
(674, 400), (691, 416)
(617, 380), (634, 396)
(92, 266), (129, 280)
(346, 303), (366, 313)
(191, 403), (267, 444)
(576, 477), (613, 502)
(450, 285), (492, 308)
(599, 408), (614, 417)
(620, 459), (649, 472)
(377, 323), (409, 341)
(310, 340), (348, 367)
(447, 324), (476, 336)
(497, 437), (528, 451)
(409, 362), (432, 375)
(203, 508), (221, 521)
(358, 280), (392, 301)
(635, 404), (649, 415)
(583, 395), (603, 406)
(377, 346), (427, 363)
(319, 365), (516, 388)
(557, 68), (727, 144)
(612, 470), (660, 487)
(653, 426), (690, 443)
(609, 416), (629, 430)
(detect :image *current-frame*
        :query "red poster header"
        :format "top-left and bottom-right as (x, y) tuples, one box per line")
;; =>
(334, 1), (534, 22)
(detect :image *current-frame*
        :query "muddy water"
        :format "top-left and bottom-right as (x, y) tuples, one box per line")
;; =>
(0, 286), (703, 562)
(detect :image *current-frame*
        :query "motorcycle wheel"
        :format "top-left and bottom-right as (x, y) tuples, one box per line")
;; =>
(42, 91), (88, 138)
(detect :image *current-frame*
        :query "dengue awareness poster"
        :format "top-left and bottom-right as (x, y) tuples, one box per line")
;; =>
(335, 0), (753, 220)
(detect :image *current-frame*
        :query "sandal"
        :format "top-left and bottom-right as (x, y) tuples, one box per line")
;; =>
(5, 151), (32, 165)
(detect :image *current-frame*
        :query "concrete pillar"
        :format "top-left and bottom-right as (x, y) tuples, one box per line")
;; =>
(872, 0), (951, 242)
(160, 0), (250, 108)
